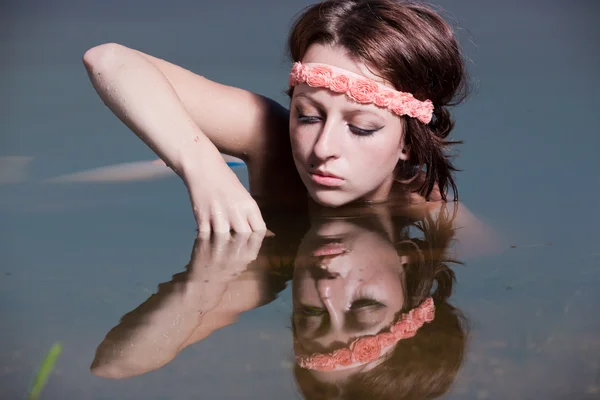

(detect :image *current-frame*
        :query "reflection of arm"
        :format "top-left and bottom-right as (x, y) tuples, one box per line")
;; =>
(415, 202), (500, 260)
(395, 201), (499, 260)
(91, 269), (232, 378)
(91, 234), (271, 379)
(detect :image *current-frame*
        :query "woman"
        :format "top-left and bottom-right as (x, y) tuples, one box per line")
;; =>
(82, 0), (468, 234)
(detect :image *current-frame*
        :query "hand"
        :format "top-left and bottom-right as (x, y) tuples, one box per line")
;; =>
(182, 159), (267, 235)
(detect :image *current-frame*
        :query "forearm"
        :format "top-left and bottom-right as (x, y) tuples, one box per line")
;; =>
(91, 278), (230, 378)
(82, 43), (223, 176)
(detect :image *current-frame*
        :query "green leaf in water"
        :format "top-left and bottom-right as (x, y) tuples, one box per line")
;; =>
(28, 342), (62, 400)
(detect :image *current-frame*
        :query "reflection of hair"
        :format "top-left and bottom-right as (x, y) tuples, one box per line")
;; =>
(287, 0), (469, 200)
(293, 205), (468, 400)
(294, 303), (466, 400)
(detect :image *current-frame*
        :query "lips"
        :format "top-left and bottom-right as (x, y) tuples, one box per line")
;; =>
(312, 241), (347, 257)
(313, 170), (342, 179)
(309, 170), (344, 187)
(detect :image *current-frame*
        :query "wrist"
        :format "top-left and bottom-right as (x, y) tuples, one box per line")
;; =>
(177, 138), (228, 181)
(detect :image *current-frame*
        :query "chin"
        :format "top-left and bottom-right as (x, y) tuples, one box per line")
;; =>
(309, 190), (355, 208)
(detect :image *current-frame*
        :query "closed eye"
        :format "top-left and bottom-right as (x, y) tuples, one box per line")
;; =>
(350, 298), (386, 310)
(298, 305), (327, 317)
(298, 114), (322, 124)
(349, 125), (383, 137)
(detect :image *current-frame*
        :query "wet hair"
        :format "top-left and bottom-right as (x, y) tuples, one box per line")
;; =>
(292, 205), (468, 400)
(287, 0), (469, 201)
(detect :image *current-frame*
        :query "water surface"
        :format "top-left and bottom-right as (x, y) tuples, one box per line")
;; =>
(2, 0), (599, 399)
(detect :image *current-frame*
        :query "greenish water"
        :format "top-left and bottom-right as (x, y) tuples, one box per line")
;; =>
(2, 0), (599, 399)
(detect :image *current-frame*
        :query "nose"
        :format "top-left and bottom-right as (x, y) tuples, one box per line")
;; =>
(312, 118), (342, 162)
(316, 275), (345, 330)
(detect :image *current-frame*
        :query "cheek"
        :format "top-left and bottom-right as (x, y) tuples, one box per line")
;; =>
(350, 135), (402, 172)
(289, 122), (312, 159)
(292, 264), (316, 299)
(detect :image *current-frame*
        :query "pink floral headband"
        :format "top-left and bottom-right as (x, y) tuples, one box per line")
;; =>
(289, 62), (434, 124)
(295, 297), (435, 371)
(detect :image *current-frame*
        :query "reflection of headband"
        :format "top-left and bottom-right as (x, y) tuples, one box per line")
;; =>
(289, 62), (434, 124)
(296, 297), (435, 371)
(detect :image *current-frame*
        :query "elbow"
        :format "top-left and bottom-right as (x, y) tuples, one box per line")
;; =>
(82, 43), (129, 76)
(91, 360), (140, 380)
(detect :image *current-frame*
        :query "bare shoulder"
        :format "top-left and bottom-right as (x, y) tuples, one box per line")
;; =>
(139, 47), (304, 196)
(142, 50), (290, 162)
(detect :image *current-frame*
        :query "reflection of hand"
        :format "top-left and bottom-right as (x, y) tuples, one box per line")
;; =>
(187, 231), (267, 283)
(91, 232), (269, 379)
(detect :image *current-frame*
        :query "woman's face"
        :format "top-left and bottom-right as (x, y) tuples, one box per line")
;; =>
(293, 218), (407, 379)
(289, 44), (408, 207)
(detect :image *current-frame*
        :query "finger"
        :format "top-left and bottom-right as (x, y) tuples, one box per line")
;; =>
(191, 236), (202, 258)
(246, 204), (267, 232)
(197, 212), (212, 238)
(211, 231), (232, 265)
(230, 230), (252, 260)
(229, 207), (252, 234)
(210, 208), (231, 235)
(246, 230), (266, 262)
(190, 230), (212, 269)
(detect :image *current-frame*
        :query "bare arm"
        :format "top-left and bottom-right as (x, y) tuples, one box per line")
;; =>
(83, 43), (288, 169)
(82, 43), (289, 232)
(133, 49), (290, 164)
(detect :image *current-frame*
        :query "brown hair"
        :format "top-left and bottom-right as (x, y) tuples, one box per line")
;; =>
(292, 205), (468, 399)
(287, 0), (469, 201)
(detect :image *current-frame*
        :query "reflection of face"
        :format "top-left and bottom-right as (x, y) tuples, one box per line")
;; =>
(289, 44), (408, 207)
(293, 219), (406, 359)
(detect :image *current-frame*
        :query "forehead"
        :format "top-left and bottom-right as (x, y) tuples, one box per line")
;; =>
(293, 87), (389, 119)
(301, 44), (389, 86)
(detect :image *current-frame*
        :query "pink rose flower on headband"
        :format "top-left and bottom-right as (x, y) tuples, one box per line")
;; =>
(416, 101), (434, 124)
(289, 62), (308, 86)
(403, 315), (420, 331)
(331, 348), (353, 366)
(348, 79), (379, 103)
(390, 318), (418, 339)
(376, 332), (397, 348)
(306, 65), (333, 87)
(351, 336), (382, 363)
(390, 93), (412, 115)
(418, 296), (436, 321)
(329, 74), (351, 93)
(374, 89), (397, 108)
(309, 354), (336, 371)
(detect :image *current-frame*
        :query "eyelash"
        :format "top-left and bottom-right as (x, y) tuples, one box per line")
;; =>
(296, 114), (381, 138)
(299, 305), (326, 317)
(297, 115), (321, 124)
(298, 297), (382, 317)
